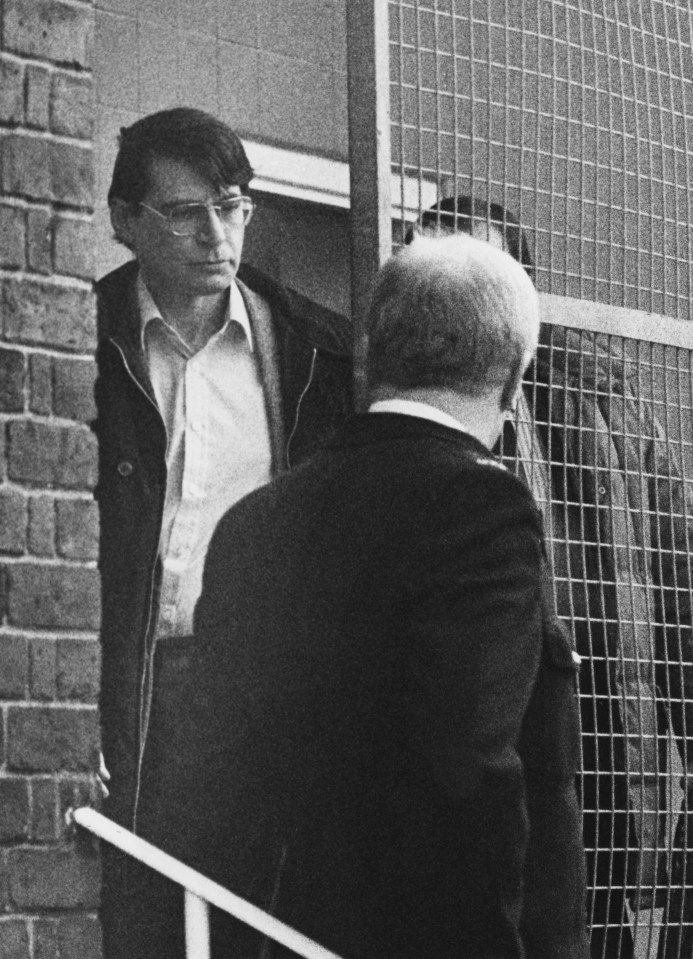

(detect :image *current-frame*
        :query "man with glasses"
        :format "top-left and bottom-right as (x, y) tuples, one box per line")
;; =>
(94, 107), (353, 959)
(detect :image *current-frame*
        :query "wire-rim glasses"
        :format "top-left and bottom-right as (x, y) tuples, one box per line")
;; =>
(139, 196), (254, 236)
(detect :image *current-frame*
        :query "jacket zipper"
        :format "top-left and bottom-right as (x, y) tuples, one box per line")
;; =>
(286, 348), (317, 469)
(110, 339), (166, 833)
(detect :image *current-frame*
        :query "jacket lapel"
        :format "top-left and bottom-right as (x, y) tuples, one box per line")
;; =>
(238, 279), (286, 474)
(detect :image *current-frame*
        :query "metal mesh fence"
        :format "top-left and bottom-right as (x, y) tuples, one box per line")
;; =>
(389, 0), (693, 320)
(383, 1), (693, 955)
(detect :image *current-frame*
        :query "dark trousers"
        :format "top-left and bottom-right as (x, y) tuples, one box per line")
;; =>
(101, 638), (195, 959)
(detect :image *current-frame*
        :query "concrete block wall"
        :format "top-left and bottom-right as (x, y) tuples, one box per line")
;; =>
(0, 1), (102, 956)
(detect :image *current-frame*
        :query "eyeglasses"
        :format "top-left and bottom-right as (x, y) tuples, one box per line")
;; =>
(139, 196), (254, 236)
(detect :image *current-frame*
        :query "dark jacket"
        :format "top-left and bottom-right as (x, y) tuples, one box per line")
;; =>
(170, 413), (589, 959)
(93, 259), (353, 829)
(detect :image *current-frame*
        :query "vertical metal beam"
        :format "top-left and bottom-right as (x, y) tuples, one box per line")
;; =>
(185, 890), (211, 959)
(346, 0), (392, 407)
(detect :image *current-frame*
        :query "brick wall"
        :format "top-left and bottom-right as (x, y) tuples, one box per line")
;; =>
(0, 2), (102, 957)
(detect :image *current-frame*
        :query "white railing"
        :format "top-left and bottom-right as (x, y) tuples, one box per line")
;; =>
(66, 806), (345, 959)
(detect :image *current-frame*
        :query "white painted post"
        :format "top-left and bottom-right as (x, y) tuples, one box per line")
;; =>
(185, 890), (211, 959)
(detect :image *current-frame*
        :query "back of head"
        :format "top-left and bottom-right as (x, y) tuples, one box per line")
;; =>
(108, 107), (254, 205)
(366, 233), (539, 403)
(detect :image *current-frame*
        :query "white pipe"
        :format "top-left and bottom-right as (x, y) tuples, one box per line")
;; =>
(69, 807), (344, 959)
(185, 890), (211, 959)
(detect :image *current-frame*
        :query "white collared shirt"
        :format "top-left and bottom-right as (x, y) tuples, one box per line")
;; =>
(139, 277), (272, 639)
(368, 398), (469, 434)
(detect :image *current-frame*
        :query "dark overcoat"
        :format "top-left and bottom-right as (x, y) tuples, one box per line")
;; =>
(169, 412), (589, 959)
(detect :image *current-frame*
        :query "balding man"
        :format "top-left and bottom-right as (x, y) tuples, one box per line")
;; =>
(172, 234), (589, 959)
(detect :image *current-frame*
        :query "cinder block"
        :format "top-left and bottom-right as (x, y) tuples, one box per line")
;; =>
(0, 204), (26, 269)
(56, 499), (99, 562)
(1, 134), (52, 201)
(6, 846), (100, 909)
(0, 634), (29, 700)
(51, 73), (94, 140)
(0, 487), (28, 554)
(2, 277), (96, 353)
(7, 562), (101, 630)
(0, 348), (26, 413)
(0, 919), (30, 959)
(0, 779), (30, 842)
(26, 65), (50, 131)
(0, 57), (24, 125)
(4, 0), (93, 69)
(29, 637), (57, 701)
(94, 11), (138, 109)
(7, 705), (99, 773)
(51, 142), (94, 209)
(53, 217), (94, 282)
(29, 353), (53, 417)
(53, 356), (97, 423)
(56, 638), (100, 702)
(31, 778), (58, 842)
(26, 207), (53, 275)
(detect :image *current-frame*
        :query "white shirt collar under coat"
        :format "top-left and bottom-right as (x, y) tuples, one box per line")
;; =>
(137, 273), (254, 353)
(368, 398), (469, 435)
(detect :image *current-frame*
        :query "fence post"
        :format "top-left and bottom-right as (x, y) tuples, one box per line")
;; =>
(346, 0), (392, 407)
(185, 890), (211, 959)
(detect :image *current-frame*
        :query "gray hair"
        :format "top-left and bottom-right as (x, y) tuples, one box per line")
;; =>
(366, 233), (539, 398)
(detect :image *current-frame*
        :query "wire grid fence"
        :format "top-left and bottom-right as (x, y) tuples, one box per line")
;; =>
(385, 1), (693, 956)
(389, 0), (693, 321)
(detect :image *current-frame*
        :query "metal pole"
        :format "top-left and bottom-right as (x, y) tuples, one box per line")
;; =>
(346, 0), (392, 408)
(69, 807), (345, 959)
(185, 891), (211, 959)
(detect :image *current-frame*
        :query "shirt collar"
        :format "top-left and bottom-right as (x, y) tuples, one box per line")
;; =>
(368, 398), (469, 435)
(137, 273), (254, 353)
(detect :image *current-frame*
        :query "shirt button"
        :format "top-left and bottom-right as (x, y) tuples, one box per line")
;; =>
(117, 461), (134, 477)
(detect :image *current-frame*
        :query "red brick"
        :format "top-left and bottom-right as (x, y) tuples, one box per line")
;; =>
(0, 204), (25, 269)
(7, 562), (100, 630)
(1, 133), (51, 201)
(7, 420), (97, 490)
(25, 65), (50, 130)
(26, 207), (52, 275)
(29, 352), (53, 415)
(7, 705), (99, 773)
(53, 215), (93, 280)
(35, 913), (101, 959)
(28, 496), (55, 557)
(0, 57), (24, 125)
(4, 0), (93, 69)
(51, 141), (94, 208)
(0, 348), (26, 412)
(0, 634), (28, 699)
(53, 356), (97, 422)
(31, 778), (58, 842)
(0, 488), (28, 553)
(0, 779), (30, 842)
(56, 498), (98, 561)
(51, 73), (93, 139)
(6, 846), (100, 909)
(57, 638), (100, 702)
(29, 638), (56, 701)
(0, 919), (30, 959)
(2, 276), (95, 352)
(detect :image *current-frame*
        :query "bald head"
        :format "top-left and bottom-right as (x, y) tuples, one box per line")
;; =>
(366, 232), (539, 409)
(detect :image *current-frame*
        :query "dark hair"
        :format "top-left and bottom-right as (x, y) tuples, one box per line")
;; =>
(107, 108), (254, 205)
(407, 195), (534, 280)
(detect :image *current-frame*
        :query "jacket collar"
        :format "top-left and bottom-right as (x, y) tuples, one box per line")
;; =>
(330, 411), (493, 459)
